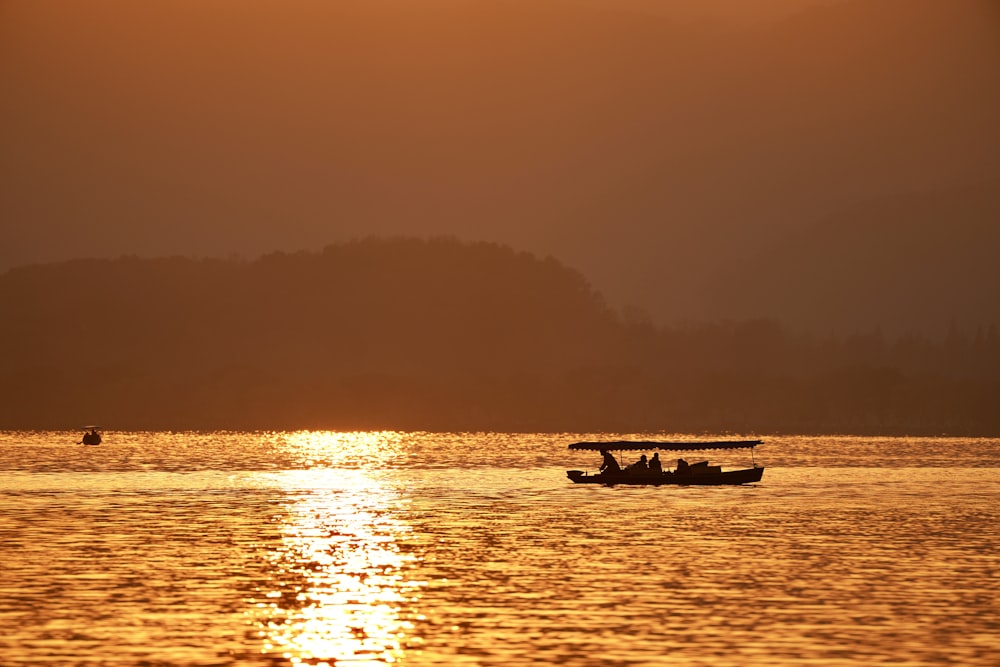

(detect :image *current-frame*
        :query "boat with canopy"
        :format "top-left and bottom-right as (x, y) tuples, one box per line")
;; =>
(566, 439), (763, 485)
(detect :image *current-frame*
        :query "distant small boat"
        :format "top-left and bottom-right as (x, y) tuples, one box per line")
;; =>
(80, 426), (103, 446)
(566, 439), (764, 486)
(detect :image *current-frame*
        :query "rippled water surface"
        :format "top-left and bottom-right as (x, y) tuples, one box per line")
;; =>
(1, 432), (998, 666)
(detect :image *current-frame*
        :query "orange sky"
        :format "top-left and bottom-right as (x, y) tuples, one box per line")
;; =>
(2, 0), (998, 333)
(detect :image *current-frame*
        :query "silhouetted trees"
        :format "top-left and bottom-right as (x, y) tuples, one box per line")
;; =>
(1, 238), (998, 434)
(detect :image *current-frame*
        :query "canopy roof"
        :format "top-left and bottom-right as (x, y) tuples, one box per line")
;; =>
(569, 439), (762, 452)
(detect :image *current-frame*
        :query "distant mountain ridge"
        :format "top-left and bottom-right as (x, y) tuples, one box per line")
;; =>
(706, 181), (1000, 336)
(0, 239), (625, 429)
(1, 237), (619, 374)
(2, 238), (998, 433)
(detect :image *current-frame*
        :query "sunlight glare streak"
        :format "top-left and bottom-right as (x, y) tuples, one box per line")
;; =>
(248, 432), (424, 665)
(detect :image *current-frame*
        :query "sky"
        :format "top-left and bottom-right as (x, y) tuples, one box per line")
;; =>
(2, 0), (999, 334)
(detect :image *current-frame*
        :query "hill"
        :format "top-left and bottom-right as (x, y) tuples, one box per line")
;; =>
(0, 239), (626, 430)
(2, 238), (999, 433)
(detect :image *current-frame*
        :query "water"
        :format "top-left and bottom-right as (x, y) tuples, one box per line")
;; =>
(1, 432), (998, 666)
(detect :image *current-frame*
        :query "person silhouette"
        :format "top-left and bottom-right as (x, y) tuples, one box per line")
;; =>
(649, 452), (662, 473)
(627, 454), (649, 472)
(599, 449), (621, 474)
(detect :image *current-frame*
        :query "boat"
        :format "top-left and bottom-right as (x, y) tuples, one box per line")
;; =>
(566, 439), (764, 485)
(80, 426), (103, 446)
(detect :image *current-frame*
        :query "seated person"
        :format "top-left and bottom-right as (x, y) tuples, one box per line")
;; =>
(676, 458), (690, 474)
(626, 454), (649, 473)
(648, 452), (662, 473)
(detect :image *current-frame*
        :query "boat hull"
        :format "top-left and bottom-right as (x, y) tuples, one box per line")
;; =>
(566, 466), (764, 486)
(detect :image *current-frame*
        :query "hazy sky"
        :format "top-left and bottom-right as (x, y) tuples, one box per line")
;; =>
(566, 0), (834, 24)
(2, 0), (998, 333)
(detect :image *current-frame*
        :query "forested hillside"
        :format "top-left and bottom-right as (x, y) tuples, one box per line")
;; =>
(2, 239), (998, 433)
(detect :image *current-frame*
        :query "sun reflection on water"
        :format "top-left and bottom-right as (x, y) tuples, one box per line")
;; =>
(280, 430), (411, 470)
(247, 433), (424, 666)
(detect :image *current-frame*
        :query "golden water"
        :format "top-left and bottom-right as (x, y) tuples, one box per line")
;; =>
(1, 432), (997, 666)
